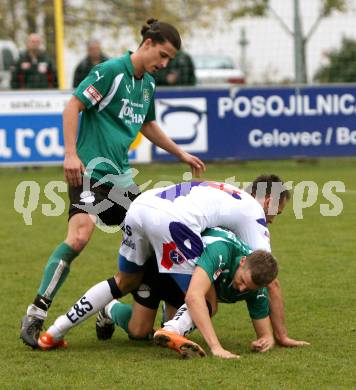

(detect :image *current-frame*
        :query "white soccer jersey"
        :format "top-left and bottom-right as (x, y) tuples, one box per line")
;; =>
(119, 181), (271, 274)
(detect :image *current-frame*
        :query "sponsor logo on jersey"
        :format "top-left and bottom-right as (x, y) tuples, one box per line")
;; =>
(83, 85), (103, 105)
(213, 268), (223, 280)
(79, 191), (95, 204)
(123, 224), (132, 236)
(213, 255), (225, 280)
(119, 98), (145, 124)
(213, 268), (230, 281)
(122, 237), (136, 250)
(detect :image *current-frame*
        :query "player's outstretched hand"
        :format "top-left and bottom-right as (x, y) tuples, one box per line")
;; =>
(178, 151), (206, 178)
(64, 153), (85, 187)
(278, 336), (310, 348)
(251, 336), (275, 353)
(211, 346), (240, 359)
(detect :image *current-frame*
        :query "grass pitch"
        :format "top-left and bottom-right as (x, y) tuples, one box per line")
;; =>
(1, 158), (355, 389)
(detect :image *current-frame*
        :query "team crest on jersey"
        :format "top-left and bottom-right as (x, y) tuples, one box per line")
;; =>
(169, 249), (184, 265)
(161, 242), (186, 269)
(143, 88), (150, 102)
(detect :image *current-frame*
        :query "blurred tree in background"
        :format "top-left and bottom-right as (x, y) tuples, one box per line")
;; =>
(314, 37), (356, 83)
(0, 0), (228, 60)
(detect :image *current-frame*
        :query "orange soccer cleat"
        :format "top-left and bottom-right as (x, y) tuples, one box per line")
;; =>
(154, 329), (206, 359)
(38, 332), (68, 351)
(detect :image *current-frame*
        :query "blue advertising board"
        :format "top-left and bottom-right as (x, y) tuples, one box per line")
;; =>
(153, 85), (356, 161)
(0, 86), (356, 166)
(0, 113), (64, 165)
(0, 92), (69, 166)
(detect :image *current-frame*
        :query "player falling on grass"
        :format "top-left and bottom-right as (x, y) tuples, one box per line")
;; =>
(97, 228), (308, 359)
(40, 228), (280, 359)
(20, 18), (205, 348)
(37, 175), (306, 351)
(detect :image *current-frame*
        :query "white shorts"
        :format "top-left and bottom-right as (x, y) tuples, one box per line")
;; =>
(118, 199), (204, 275)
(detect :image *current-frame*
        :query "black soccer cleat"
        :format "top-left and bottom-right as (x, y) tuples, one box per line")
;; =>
(20, 315), (44, 349)
(96, 309), (115, 340)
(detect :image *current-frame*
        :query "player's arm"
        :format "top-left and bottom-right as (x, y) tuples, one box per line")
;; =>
(268, 279), (310, 348)
(250, 317), (275, 353)
(140, 120), (205, 177)
(62, 96), (86, 186)
(232, 213), (272, 253)
(185, 266), (239, 359)
(63, 61), (113, 186)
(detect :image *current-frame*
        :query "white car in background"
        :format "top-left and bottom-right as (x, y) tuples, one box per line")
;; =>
(193, 55), (245, 85)
(0, 40), (18, 89)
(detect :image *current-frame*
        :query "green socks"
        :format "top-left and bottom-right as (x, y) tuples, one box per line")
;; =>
(109, 302), (133, 333)
(37, 242), (79, 300)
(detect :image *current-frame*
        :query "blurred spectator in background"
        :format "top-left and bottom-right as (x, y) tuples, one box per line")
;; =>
(73, 39), (109, 87)
(154, 49), (196, 86)
(11, 33), (57, 89)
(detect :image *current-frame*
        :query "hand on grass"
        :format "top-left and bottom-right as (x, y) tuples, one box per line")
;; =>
(251, 336), (275, 353)
(277, 336), (310, 348)
(211, 346), (240, 359)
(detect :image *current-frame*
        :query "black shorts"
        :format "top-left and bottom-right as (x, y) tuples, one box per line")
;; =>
(132, 259), (186, 310)
(68, 179), (140, 226)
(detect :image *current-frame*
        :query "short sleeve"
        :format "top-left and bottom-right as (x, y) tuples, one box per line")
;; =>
(196, 241), (232, 282)
(74, 61), (115, 109)
(144, 97), (156, 123)
(245, 287), (269, 319)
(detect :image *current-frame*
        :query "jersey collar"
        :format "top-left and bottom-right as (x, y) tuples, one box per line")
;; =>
(123, 51), (135, 77)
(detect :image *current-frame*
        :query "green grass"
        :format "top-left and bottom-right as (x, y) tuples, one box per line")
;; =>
(1, 158), (356, 389)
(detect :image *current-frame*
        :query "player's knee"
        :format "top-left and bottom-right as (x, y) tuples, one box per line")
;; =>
(68, 231), (90, 252)
(114, 272), (142, 295)
(128, 323), (153, 340)
(66, 224), (93, 252)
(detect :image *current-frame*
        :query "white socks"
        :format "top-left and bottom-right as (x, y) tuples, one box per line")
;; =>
(105, 300), (118, 319)
(47, 280), (114, 339)
(163, 304), (196, 336)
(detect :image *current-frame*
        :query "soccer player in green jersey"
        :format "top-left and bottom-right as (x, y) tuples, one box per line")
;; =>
(20, 18), (205, 349)
(155, 227), (279, 358)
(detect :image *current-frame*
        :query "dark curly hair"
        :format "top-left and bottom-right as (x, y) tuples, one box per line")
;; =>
(140, 18), (181, 50)
(247, 174), (290, 204)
